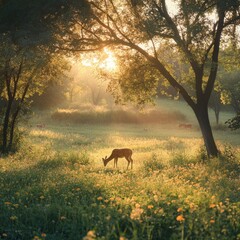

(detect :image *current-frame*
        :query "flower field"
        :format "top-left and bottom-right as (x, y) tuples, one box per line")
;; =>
(0, 121), (240, 240)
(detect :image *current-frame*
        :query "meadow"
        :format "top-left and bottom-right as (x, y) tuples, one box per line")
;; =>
(0, 100), (240, 240)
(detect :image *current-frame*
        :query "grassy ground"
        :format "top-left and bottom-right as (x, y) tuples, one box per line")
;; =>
(0, 100), (240, 240)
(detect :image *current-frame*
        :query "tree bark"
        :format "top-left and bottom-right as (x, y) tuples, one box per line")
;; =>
(2, 98), (13, 153)
(8, 82), (30, 151)
(194, 105), (219, 157)
(8, 107), (19, 151)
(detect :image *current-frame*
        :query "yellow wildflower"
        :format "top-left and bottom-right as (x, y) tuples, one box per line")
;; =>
(10, 216), (18, 221)
(153, 195), (158, 202)
(82, 230), (96, 240)
(210, 219), (215, 224)
(119, 237), (128, 240)
(209, 203), (216, 208)
(130, 206), (144, 220)
(176, 215), (185, 222)
(147, 205), (154, 209)
(135, 203), (141, 208)
(41, 233), (47, 238)
(97, 196), (103, 201)
(177, 207), (183, 212)
(87, 230), (95, 237)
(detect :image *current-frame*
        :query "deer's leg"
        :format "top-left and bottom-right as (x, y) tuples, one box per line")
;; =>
(129, 157), (133, 169)
(114, 158), (118, 168)
(125, 157), (130, 169)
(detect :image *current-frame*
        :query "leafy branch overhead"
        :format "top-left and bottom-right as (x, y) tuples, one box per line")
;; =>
(56, 0), (240, 157)
(0, 0), (240, 156)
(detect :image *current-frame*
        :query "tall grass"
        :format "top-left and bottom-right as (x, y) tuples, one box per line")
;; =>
(0, 105), (240, 239)
(51, 108), (186, 125)
(0, 148), (239, 239)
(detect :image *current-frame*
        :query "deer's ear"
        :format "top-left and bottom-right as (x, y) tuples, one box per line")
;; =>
(105, 156), (107, 158)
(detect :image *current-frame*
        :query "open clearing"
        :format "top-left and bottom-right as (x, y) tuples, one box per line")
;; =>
(0, 101), (240, 240)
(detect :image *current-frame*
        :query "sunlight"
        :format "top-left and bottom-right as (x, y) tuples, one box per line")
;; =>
(100, 49), (117, 71)
(166, 0), (178, 16)
(82, 48), (117, 71)
(81, 57), (99, 67)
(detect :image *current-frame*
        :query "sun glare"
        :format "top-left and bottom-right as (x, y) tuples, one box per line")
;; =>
(100, 49), (117, 71)
(82, 48), (117, 71)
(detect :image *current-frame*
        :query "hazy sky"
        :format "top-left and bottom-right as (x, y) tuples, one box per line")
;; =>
(166, 0), (178, 16)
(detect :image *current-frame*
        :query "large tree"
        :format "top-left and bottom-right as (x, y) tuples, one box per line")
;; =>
(0, 35), (68, 153)
(0, 0), (74, 153)
(57, 0), (240, 157)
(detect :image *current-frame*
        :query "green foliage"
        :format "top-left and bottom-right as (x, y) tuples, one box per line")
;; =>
(196, 145), (208, 161)
(226, 114), (240, 130)
(59, 151), (91, 166)
(0, 110), (240, 239)
(169, 153), (199, 167)
(219, 71), (240, 113)
(51, 108), (186, 124)
(0, 135), (240, 239)
(0, 33), (69, 153)
(143, 153), (165, 173)
(106, 52), (161, 106)
(0, 0), (90, 47)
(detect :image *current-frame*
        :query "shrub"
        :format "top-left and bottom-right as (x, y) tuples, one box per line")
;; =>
(169, 153), (188, 167)
(51, 108), (186, 125)
(143, 153), (165, 173)
(196, 145), (208, 161)
(169, 153), (198, 167)
(78, 152), (91, 166)
(62, 151), (91, 166)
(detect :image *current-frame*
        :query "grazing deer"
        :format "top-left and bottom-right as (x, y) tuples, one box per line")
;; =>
(178, 123), (192, 129)
(102, 148), (133, 169)
(36, 124), (45, 129)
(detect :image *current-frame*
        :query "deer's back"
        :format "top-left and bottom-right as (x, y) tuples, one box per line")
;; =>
(111, 148), (132, 158)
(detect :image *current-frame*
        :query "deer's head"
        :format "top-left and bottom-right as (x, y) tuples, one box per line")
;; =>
(102, 156), (107, 166)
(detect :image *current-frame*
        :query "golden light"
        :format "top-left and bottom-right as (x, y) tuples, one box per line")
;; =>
(100, 49), (117, 71)
(82, 48), (117, 71)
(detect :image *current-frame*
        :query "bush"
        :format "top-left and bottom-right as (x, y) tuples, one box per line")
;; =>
(225, 114), (240, 130)
(169, 153), (199, 167)
(55, 151), (91, 166)
(143, 153), (165, 173)
(0, 126), (24, 154)
(169, 154), (187, 167)
(196, 145), (208, 161)
(51, 108), (186, 125)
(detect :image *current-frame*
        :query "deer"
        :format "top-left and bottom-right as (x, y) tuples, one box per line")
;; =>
(178, 123), (192, 129)
(102, 148), (133, 169)
(36, 124), (45, 129)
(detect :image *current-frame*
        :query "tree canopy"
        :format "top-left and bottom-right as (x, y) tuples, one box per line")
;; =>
(1, 0), (240, 156)
(55, 0), (240, 156)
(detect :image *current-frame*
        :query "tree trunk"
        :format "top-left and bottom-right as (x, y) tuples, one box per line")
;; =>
(215, 109), (219, 125)
(194, 105), (219, 157)
(2, 99), (13, 153)
(8, 108), (19, 151)
(212, 102), (220, 125)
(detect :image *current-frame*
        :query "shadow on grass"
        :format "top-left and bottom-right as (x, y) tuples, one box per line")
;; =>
(0, 159), (145, 240)
(0, 159), (198, 240)
(1, 153), (240, 240)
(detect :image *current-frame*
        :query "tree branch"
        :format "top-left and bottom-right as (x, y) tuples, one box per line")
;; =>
(204, 9), (225, 103)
